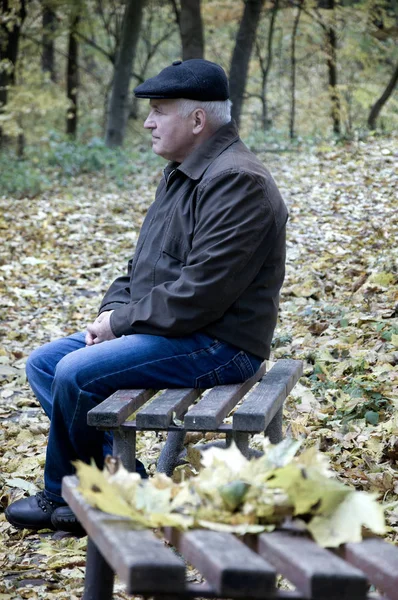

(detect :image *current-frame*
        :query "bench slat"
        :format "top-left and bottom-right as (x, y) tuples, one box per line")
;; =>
(258, 532), (368, 600)
(177, 586), (373, 600)
(344, 538), (398, 600)
(184, 361), (267, 431)
(136, 388), (201, 429)
(62, 476), (186, 595)
(233, 360), (303, 432)
(87, 389), (156, 428)
(165, 528), (276, 598)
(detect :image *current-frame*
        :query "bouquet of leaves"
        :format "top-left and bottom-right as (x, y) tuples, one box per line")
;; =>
(75, 438), (385, 547)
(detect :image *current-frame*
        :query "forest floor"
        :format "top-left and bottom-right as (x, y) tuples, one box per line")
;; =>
(0, 133), (397, 599)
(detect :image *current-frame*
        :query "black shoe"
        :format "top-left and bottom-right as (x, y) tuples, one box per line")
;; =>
(136, 458), (148, 479)
(51, 506), (86, 536)
(5, 491), (59, 530)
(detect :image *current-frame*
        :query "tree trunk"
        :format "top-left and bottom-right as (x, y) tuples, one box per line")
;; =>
(105, 0), (145, 147)
(66, 15), (79, 137)
(289, 0), (302, 139)
(42, 5), (57, 82)
(0, 0), (27, 144)
(258, 0), (279, 130)
(323, 0), (340, 135)
(368, 61), (398, 130)
(326, 25), (340, 135)
(179, 0), (204, 60)
(17, 130), (25, 158)
(229, 0), (264, 127)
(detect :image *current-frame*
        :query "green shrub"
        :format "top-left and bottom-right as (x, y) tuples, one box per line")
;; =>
(40, 135), (161, 185)
(0, 136), (163, 198)
(44, 136), (127, 176)
(0, 153), (50, 198)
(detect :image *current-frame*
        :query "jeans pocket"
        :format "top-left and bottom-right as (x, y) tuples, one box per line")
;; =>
(215, 351), (259, 386)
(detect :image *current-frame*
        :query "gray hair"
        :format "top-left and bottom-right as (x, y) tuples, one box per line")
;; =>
(177, 99), (232, 129)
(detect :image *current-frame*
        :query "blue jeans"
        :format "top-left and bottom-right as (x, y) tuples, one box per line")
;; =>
(26, 331), (262, 503)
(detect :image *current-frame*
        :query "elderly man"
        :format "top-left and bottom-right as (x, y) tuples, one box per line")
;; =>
(6, 59), (288, 532)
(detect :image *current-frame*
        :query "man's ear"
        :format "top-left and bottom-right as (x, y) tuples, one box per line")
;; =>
(192, 108), (206, 135)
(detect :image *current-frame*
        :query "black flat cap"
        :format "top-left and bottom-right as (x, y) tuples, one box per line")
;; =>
(134, 59), (229, 101)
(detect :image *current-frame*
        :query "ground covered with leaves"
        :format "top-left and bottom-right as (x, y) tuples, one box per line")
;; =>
(0, 133), (397, 598)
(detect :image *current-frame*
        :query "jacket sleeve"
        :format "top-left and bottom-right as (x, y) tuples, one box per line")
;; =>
(109, 171), (283, 337)
(98, 258), (133, 314)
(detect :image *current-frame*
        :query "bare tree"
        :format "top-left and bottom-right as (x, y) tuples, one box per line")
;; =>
(130, 0), (177, 119)
(105, 0), (145, 147)
(368, 60), (398, 129)
(324, 0), (340, 135)
(289, 0), (303, 139)
(42, 4), (57, 82)
(255, 0), (280, 130)
(171, 0), (204, 59)
(229, 0), (265, 127)
(75, 0), (122, 66)
(66, 14), (79, 137)
(0, 0), (27, 144)
(301, 0), (341, 135)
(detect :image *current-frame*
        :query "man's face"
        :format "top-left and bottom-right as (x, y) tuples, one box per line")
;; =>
(144, 99), (196, 163)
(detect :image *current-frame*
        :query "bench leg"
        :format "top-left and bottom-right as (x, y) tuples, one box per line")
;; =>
(113, 428), (136, 472)
(226, 431), (250, 458)
(157, 430), (186, 476)
(265, 406), (283, 443)
(83, 538), (114, 600)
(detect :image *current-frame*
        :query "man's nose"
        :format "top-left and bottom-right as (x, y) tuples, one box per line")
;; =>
(144, 115), (155, 129)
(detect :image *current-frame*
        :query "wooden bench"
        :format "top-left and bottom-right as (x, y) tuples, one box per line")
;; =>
(87, 359), (303, 475)
(62, 475), (398, 600)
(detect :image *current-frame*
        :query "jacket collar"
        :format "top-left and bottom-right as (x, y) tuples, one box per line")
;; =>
(164, 120), (240, 182)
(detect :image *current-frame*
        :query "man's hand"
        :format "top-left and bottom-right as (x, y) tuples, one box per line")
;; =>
(86, 311), (116, 346)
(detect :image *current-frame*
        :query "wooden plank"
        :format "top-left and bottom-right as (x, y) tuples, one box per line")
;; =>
(164, 528), (276, 598)
(258, 532), (368, 600)
(136, 388), (201, 429)
(184, 361), (267, 430)
(62, 477), (186, 595)
(344, 538), (398, 600)
(156, 587), (383, 600)
(87, 389), (156, 428)
(233, 360), (303, 432)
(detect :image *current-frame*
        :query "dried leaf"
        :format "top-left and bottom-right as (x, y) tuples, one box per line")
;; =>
(308, 492), (386, 547)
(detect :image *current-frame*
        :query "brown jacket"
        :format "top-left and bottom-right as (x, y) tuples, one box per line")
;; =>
(99, 121), (288, 359)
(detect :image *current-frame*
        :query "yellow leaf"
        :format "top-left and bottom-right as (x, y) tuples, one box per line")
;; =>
(308, 491), (386, 547)
(74, 460), (140, 521)
(290, 383), (319, 413)
(369, 272), (395, 287)
(290, 282), (320, 298)
(267, 462), (349, 515)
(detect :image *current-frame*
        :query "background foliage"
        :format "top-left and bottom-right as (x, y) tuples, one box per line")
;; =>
(1, 0), (397, 156)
